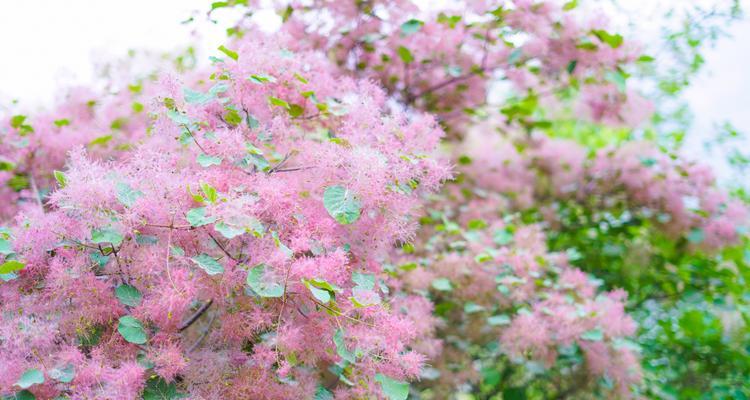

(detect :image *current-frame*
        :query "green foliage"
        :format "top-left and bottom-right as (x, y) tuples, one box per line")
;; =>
(48, 364), (76, 383)
(246, 263), (284, 297)
(142, 377), (188, 399)
(323, 185), (362, 225)
(115, 284), (143, 307)
(117, 315), (148, 344)
(191, 254), (224, 275)
(0, 260), (25, 274)
(375, 373), (410, 400)
(217, 45), (238, 61)
(186, 207), (216, 227)
(15, 369), (44, 389)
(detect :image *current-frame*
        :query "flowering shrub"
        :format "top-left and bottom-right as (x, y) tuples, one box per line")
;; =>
(1, 1), (749, 400)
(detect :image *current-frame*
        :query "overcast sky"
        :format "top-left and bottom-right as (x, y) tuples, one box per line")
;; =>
(1, 0), (748, 180)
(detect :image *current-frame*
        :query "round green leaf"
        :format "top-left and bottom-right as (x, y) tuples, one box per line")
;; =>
(115, 284), (142, 307)
(431, 277), (453, 292)
(49, 363), (75, 383)
(190, 254), (224, 275)
(580, 328), (604, 342)
(91, 227), (123, 247)
(247, 264), (284, 298)
(13, 390), (36, 400)
(323, 185), (362, 225)
(115, 182), (143, 208)
(214, 221), (244, 239)
(0, 260), (25, 274)
(117, 315), (148, 344)
(186, 207), (216, 227)
(15, 368), (44, 389)
(196, 153), (223, 167)
(375, 373), (409, 400)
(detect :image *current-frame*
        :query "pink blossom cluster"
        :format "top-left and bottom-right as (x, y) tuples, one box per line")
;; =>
(399, 214), (641, 396)
(0, 38), (448, 399)
(460, 130), (749, 250)
(0, 83), (155, 221)
(261, 0), (651, 130)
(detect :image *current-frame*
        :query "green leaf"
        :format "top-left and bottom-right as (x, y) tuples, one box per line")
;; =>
(0, 260), (25, 274)
(687, 228), (705, 244)
(196, 153), (222, 167)
(224, 109), (242, 126)
(246, 264), (284, 297)
(333, 328), (356, 363)
(10, 115), (34, 135)
(375, 373), (409, 400)
(592, 29), (623, 48)
(247, 74), (277, 84)
(0, 238), (12, 255)
(200, 182), (218, 203)
(167, 110), (191, 125)
(217, 45), (238, 61)
(563, 0), (578, 10)
(566, 60), (577, 74)
(115, 284), (142, 307)
(142, 377), (187, 400)
(474, 253), (492, 263)
(288, 103), (304, 118)
(508, 48), (523, 64)
(323, 185), (362, 225)
(400, 19), (423, 35)
(304, 280), (332, 303)
(487, 314), (511, 326)
(117, 315), (147, 344)
(183, 87), (215, 105)
(116, 182), (144, 208)
(48, 364), (75, 383)
(396, 46), (414, 64)
(12, 390), (37, 400)
(209, 82), (229, 96)
(214, 221), (244, 239)
(91, 227), (123, 247)
(493, 228), (514, 245)
(0, 159), (15, 171)
(15, 369), (44, 389)
(191, 254), (224, 275)
(186, 207), (216, 227)
(88, 134), (113, 147)
(314, 386), (334, 400)
(605, 69), (627, 92)
(303, 278), (341, 304)
(503, 387), (527, 400)
(581, 328), (604, 341)
(350, 286), (381, 308)
(53, 170), (67, 188)
(10, 115), (27, 128)
(352, 272), (375, 290)
(271, 231), (294, 258)
(431, 277), (453, 292)
(268, 96), (290, 109)
(464, 302), (484, 313)
(246, 154), (271, 171)
(182, 89), (209, 105)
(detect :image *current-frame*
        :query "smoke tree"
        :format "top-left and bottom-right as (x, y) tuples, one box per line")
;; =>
(1, 1), (748, 399)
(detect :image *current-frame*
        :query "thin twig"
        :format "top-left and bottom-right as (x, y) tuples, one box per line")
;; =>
(179, 299), (213, 331)
(188, 313), (216, 353)
(207, 232), (236, 261)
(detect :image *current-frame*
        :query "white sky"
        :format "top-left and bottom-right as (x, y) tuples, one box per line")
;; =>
(0, 0), (748, 180)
